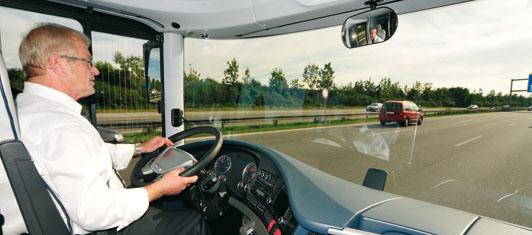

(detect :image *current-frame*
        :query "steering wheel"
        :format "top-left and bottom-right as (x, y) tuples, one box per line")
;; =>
(130, 126), (223, 187)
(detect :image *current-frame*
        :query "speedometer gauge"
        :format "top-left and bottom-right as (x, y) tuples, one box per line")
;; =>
(214, 155), (231, 174)
(242, 162), (257, 183)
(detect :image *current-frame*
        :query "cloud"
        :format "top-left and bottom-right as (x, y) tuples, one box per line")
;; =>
(0, 6), (144, 70)
(0, 7), (82, 68)
(92, 32), (146, 68)
(185, 0), (532, 94)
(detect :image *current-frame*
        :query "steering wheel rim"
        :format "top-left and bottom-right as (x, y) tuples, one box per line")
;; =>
(130, 126), (223, 187)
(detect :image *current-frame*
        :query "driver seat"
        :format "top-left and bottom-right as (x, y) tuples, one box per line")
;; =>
(0, 49), (69, 234)
(375, 24), (386, 40)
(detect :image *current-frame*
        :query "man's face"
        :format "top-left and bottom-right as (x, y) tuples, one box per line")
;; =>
(64, 37), (100, 100)
(370, 28), (377, 40)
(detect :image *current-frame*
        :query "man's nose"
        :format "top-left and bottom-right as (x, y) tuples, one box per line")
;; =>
(91, 66), (100, 76)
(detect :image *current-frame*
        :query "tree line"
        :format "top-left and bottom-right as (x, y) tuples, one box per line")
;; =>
(7, 54), (532, 110)
(184, 57), (531, 108)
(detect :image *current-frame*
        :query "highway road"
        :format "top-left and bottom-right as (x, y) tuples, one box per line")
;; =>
(228, 111), (532, 228)
(121, 111), (532, 228)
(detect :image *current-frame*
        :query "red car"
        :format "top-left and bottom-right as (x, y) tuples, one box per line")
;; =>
(379, 101), (423, 127)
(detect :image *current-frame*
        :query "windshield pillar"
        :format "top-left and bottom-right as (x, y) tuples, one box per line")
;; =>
(162, 32), (185, 140)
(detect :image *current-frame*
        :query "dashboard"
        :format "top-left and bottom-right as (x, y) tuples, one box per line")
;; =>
(176, 139), (532, 235)
(181, 143), (296, 234)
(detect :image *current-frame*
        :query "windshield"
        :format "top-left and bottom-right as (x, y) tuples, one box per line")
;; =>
(383, 103), (401, 110)
(182, 0), (532, 228)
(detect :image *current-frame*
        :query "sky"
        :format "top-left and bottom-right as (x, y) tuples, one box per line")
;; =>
(184, 0), (532, 95)
(1, 0), (532, 95)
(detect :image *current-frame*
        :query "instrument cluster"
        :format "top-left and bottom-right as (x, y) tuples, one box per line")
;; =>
(208, 149), (280, 201)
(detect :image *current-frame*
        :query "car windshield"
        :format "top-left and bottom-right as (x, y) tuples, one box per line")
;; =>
(383, 103), (401, 109)
(181, 0), (532, 228)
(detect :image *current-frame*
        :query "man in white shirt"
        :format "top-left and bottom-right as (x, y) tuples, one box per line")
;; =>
(369, 27), (384, 44)
(16, 23), (209, 234)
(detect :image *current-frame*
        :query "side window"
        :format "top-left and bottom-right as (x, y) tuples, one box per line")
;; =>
(90, 32), (160, 143)
(0, 7), (160, 144)
(0, 7), (82, 97)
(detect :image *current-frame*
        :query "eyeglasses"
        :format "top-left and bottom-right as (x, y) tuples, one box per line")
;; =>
(60, 55), (94, 68)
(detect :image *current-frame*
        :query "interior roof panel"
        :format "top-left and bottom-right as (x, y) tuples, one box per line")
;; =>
(44, 0), (472, 39)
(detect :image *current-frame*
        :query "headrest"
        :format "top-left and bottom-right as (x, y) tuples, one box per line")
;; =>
(375, 24), (386, 39)
(0, 50), (20, 140)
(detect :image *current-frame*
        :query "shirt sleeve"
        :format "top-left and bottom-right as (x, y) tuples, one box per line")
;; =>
(105, 143), (135, 170)
(34, 125), (148, 232)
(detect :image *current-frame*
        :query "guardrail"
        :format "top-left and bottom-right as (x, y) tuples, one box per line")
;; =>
(98, 107), (524, 132)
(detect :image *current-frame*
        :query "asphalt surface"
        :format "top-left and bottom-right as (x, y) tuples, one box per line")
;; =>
(228, 111), (532, 228)
(121, 111), (532, 228)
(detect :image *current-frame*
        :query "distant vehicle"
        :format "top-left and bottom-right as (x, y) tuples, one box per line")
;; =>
(502, 105), (510, 111)
(467, 104), (479, 109)
(366, 102), (383, 112)
(528, 106), (532, 111)
(81, 110), (125, 143)
(379, 101), (423, 127)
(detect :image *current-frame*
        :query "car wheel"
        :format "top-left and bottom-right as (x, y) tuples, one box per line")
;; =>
(380, 121), (385, 126)
(417, 117), (423, 125)
(401, 118), (408, 127)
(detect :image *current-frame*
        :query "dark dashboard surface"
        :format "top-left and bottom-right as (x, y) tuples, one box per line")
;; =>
(180, 141), (294, 234)
(184, 143), (284, 202)
(179, 139), (398, 234)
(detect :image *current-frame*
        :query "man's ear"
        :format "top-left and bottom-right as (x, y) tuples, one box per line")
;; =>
(48, 54), (67, 76)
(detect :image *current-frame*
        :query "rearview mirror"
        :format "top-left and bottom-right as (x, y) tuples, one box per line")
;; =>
(341, 7), (398, 48)
(143, 40), (162, 104)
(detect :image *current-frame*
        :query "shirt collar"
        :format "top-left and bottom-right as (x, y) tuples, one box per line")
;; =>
(22, 82), (82, 114)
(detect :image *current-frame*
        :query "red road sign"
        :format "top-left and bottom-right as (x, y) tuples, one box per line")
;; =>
(322, 88), (329, 99)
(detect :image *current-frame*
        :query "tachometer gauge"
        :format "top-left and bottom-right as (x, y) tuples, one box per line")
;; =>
(242, 162), (258, 183)
(214, 155), (231, 174)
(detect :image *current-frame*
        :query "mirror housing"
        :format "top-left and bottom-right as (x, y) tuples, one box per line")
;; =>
(341, 7), (398, 48)
(143, 38), (163, 104)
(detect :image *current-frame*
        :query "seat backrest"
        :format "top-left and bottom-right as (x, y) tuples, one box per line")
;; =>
(0, 46), (25, 235)
(0, 140), (69, 235)
(0, 41), (19, 143)
(375, 24), (386, 40)
(0, 48), (68, 234)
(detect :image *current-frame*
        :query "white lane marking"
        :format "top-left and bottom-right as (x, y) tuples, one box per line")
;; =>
(460, 119), (474, 123)
(432, 179), (456, 189)
(508, 122), (518, 126)
(496, 194), (514, 203)
(370, 129), (410, 136)
(455, 135), (482, 147)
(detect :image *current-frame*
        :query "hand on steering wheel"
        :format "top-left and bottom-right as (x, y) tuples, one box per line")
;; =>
(130, 126), (223, 187)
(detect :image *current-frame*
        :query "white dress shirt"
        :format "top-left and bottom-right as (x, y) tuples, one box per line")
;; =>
(16, 82), (149, 234)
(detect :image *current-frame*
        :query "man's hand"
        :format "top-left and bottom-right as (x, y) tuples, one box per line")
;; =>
(144, 168), (198, 202)
(140, 136), (173, 153)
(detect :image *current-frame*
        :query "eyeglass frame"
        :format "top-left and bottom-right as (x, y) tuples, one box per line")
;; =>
(59, 55), (94, 68)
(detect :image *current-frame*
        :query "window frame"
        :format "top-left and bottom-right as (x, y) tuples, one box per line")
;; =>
(0, 0), (162, 126)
